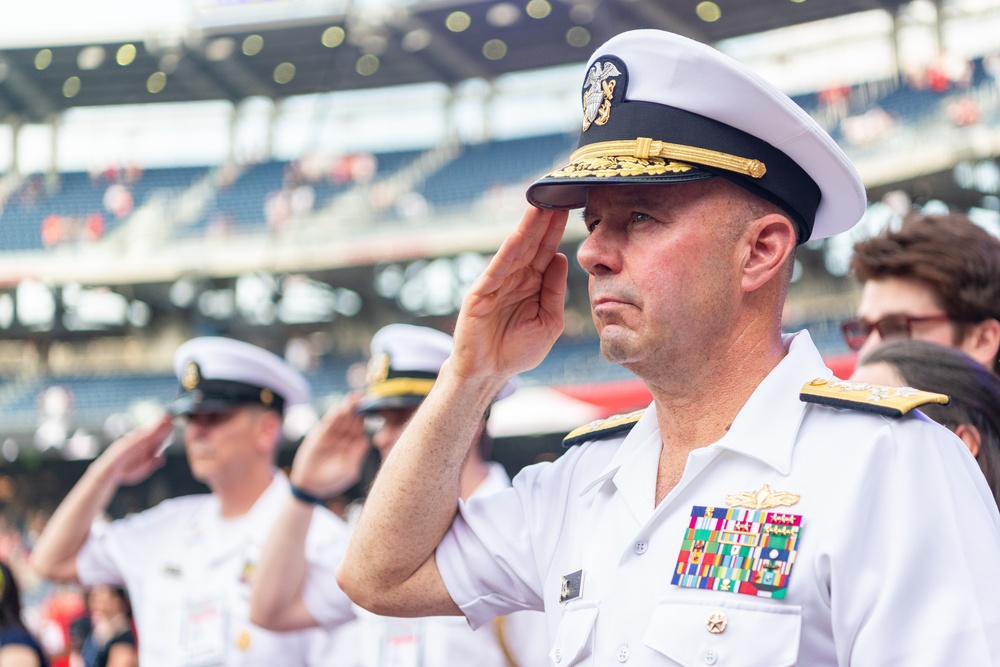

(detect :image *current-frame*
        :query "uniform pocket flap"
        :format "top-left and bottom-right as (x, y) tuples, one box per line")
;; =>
(643, 599), (801, 667)
(549, 601), (599, 666)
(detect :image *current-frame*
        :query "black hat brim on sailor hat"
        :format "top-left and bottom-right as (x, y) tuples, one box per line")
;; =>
(167, 337), (310, 416)
(526, 30), (867, 243)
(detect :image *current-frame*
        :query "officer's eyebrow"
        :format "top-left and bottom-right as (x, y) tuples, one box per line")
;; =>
(582, 193), (665, 221)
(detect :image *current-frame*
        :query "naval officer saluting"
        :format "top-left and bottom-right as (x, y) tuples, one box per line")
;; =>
(31, 337), (357, 667)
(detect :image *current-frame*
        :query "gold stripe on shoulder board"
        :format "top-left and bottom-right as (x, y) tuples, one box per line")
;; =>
(799, 378), (949, 419)
(563, 409), (645, 448)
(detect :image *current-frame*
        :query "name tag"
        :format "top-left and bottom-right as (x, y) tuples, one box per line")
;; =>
(180, 596), (226, 667)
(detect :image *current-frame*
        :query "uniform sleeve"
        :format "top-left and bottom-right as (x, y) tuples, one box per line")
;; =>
(436, 445), (589, 629)
(824, 414), (1000, 665)
(76, 498), (194, 587)
(301, 507), (357, 629)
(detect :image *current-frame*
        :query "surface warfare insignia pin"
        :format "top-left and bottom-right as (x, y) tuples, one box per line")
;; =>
(672, 501), (803, 600)
(559, 569), (583, 603)
(582, 60), (621, 131)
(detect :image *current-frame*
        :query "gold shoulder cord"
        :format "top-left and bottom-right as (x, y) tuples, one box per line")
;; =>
(493, 616), (521, 667)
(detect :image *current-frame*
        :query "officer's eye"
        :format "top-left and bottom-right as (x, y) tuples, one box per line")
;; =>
(585, 218), (600, 233)
(631, 212), (653, 224)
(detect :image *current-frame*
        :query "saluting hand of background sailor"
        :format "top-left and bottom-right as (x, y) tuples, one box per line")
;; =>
(290, 392), (369, 499)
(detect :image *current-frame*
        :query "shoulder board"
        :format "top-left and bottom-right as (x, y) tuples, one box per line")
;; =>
(799, 378), (950, 419)
(563, 410), (645, 448)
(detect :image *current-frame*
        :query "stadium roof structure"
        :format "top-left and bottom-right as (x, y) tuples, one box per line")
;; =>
(0, 0), (908, 123)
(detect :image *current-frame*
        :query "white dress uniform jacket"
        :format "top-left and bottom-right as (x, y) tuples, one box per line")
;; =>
(305, 462), (550, 667)
(435, 331), (1000, 666)
(77, 473), (355, 667)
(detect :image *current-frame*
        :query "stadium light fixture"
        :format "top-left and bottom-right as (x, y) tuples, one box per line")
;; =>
(356, 54), (379, 76)
(566, 26), (591, 47)
(446, 11), (472, 32)
(242, 34), (264, 56)
(35, 49), (53, 70)
(117, 44), (137, 66)
(526, 0), (552, 20)
(274, 62), (296, 84)
(147, 71), (167, 94)
(402, 29), (432, 52)
(63, 76), (81, 98)
(206, 37), (236, 62)
(697, 1), (722, 22)
(483, 39), (508, 61)
(322, 26), (346, 48)
(487, 3), (520, 27)
(77, 46), (105, 70)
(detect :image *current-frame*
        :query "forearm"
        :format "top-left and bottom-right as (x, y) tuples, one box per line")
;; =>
(338, 363), (502, 611)
(30, 458), (119, 582)
(250, 496), (317, 630)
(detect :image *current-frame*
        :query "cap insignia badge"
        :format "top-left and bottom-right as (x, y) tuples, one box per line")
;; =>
(260, 388), (273, 406)
(367, 352), (391, 385)
(182, 361), (201, 391)
(582, 61), (621, 132)
(725, 484), (800, 510)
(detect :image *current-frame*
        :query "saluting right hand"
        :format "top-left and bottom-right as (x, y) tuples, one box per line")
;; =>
(95, 415), (174, 486)
(290, 393), (369, 499)
(451, 206), (569, 386)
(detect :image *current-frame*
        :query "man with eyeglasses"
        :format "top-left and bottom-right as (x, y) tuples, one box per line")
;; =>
(30, 337), (357, 667)
(251, 323), (549, 667)
(844, 211), (1000, 373)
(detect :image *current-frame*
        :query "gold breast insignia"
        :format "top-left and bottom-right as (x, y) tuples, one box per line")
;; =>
(725, 484), (800, 510)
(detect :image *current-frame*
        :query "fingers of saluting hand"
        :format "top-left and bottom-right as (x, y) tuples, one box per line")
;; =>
(103, 415), (173, 485)
(476, 207), (568, 295)
(293, 393), (369, 489)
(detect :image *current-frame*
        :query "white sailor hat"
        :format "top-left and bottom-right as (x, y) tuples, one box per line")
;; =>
(357, 324), (517, 414)
(168, 337), (311, 415)
(526, 29), (867, 242)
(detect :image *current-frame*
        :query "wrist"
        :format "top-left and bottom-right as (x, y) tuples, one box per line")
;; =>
(289, 483), (325, 506)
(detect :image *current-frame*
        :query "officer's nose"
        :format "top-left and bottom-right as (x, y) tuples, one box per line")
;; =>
(577, 229), (621, 276)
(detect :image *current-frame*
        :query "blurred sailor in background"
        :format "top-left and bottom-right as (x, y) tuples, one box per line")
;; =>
(30, 337), (356, 667)
(252, 323), (549, 667)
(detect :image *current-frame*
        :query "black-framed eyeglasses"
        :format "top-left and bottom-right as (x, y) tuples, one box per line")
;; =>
(840, 313), (953, 351)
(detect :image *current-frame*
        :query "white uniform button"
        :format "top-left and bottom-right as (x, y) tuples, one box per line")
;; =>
(703, 648), (719, 665)
(633, 540), (648, 555)
(616, 646), (630, 662)
(553, 648), (562, 663)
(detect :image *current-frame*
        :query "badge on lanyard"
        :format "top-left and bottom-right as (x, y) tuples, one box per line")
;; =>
(180, 596), (227, 667)
(672, 485), (802, 600)
(381, 617), (421, 667)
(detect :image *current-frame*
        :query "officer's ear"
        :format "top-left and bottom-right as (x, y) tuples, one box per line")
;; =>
(740, 213), (797, 294)
(254, 408), (283, 452)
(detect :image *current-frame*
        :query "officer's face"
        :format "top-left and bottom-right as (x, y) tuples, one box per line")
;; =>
(183, 406), (268, 484)
(368, 407), (418, 460)
(576, 180), (746, 375)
